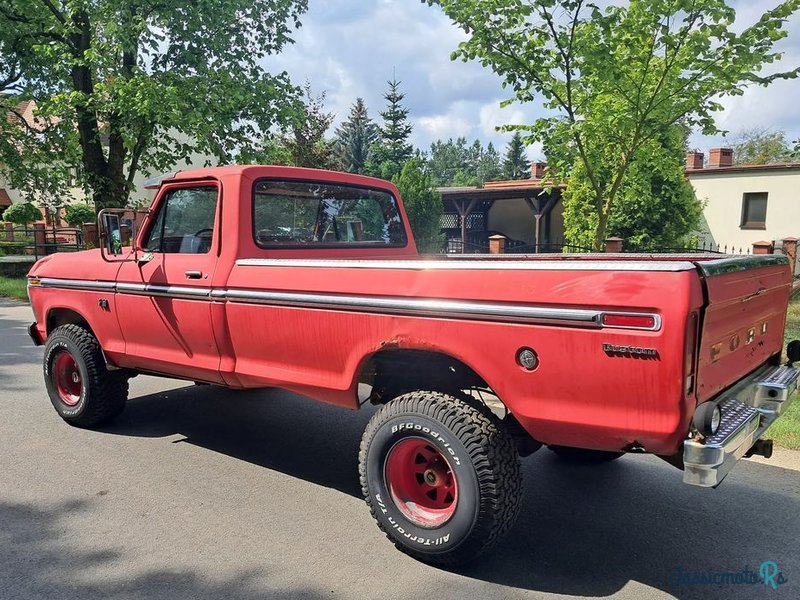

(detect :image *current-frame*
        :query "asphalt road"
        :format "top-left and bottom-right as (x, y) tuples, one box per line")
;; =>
(2, 299), (799, 600)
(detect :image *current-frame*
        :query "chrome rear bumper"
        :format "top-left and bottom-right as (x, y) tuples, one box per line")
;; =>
(683, 364), (799, 487)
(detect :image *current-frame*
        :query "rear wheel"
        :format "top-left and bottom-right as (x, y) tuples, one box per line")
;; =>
(359, 391), (521, 566)
(548, 445), (624, 464)
(43, 324), (128, 427)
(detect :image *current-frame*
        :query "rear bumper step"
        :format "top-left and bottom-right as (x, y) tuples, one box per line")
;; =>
(683, 364), (799, 487)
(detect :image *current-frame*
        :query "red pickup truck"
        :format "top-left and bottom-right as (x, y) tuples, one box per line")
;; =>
(27, 165), (800, 565)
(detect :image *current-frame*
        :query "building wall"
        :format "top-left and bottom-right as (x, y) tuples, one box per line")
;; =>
(128, 132), (217, 204)
(488, 199), (536, 244)
(488, 197), (565, 245)
(689, 170), (800, 248)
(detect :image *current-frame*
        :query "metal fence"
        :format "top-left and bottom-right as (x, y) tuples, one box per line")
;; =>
(624, 239), (750, 255)
(0, 226), (84, 260)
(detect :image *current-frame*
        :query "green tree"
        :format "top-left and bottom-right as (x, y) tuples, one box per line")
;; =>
(335, 98), (379, 174)
(427, 137), (470, 186)
(64, 203), (96, 227)
(0, 0), (307, 210)
(563, 126), (703, 250)
(282, 84), (337, 169)
(726, 128), (793, 165)
(368, 78), (414, 180)
(3, 202), (41, 233)
(478, 141), (503, 183)
(502, 133), (530, 180)
(429, 0), (800, 250)
(393, 159), (443, 253)
(426, 138), (502, 186)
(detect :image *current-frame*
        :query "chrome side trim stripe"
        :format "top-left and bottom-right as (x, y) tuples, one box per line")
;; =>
(223, 289), (603, 327)
(36, 278), (116, 292)
(35, 277), (662, 331)
(235, 258), (697, 272)
(116, 282), (211, 301)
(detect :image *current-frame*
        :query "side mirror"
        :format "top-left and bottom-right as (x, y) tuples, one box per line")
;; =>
(103, 213), (122, 255)
(98, 210), (123, 260)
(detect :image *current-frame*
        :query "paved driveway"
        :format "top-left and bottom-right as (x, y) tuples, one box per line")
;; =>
(1, 300), (799, 599)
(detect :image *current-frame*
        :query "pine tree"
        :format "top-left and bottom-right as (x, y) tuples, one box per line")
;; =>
(502, 132), (530, 180)
(368, 77), (414, 180)
(479, 142), (502, 183)
(334, 98), (379, 174)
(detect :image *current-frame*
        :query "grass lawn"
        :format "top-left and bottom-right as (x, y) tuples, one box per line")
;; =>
(770, 295), (800, 449)
(0, 276), (28, 303)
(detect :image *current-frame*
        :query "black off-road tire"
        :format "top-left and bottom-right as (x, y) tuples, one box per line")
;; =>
(548, 445), (624, 464)
(43, 324), (128, 427)
(359, 391), (522, 566)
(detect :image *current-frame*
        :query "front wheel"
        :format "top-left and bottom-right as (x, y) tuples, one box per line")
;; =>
(359, 391), (521, 566)
(43, 324), (129, 427)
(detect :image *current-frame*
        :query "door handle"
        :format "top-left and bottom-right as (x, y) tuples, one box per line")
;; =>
(185, 270), (203, 279)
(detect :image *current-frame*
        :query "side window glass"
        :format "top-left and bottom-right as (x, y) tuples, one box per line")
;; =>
(143, 187), (218, 253)
(253, 181), (407, 247)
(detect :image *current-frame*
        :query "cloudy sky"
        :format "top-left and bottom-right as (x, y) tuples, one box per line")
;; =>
(268, 0), (800, 160)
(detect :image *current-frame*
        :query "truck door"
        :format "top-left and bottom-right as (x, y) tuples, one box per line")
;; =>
(116, 183), (224, 383)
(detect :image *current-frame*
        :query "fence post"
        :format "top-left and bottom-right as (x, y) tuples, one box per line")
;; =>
(782, 237), (798, 273)
(33, 221), (47, 257)
(488, 234), (506, 255)
(605, 237), (623, 253)
(81, 222), (98, 248)
(4, 222), (13, 242)
(752, 240), (774, 255)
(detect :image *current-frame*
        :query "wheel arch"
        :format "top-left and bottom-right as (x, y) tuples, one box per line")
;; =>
(356, 347), (502, 407)
(46, 307), (95, 337)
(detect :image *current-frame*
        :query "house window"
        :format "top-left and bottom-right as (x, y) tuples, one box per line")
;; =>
(740, 192), (768, 230)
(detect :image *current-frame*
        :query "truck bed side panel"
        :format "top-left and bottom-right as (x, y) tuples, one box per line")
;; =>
(224, 263), (703, 455)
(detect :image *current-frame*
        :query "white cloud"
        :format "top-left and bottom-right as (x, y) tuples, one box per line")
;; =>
(479, 103), (526, 138)
(417, 114), (472, 140)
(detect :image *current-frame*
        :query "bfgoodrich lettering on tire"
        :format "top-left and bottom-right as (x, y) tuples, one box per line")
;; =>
(43, 324), (128, 427)
(359, 391), (521, 565)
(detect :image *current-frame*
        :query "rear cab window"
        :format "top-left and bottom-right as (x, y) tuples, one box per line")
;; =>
(253, 180), (407, 248)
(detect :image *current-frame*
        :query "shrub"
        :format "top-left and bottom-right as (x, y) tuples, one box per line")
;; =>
(64, 203), (96, 227)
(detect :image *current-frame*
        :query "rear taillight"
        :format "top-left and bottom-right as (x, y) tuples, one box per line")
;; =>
(600, 313), (660, 330)
(684, 312), (699, 395)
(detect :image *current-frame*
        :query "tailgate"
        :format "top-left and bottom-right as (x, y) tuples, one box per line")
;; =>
(695, 255), (793, 402)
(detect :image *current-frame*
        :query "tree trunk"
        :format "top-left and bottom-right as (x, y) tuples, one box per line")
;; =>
(593, 211), (609, 252)
(68, 7), (130, 212)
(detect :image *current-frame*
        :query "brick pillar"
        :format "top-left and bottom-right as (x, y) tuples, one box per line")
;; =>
(782, 237), (798, 273)
(605, 237), (623, 253)
(488, 234), (506, 255)
(4, 222), (13, 242)
(752, 240), (774, 255)
(33, 221), (47, 255)
(81, 222), (98, 248)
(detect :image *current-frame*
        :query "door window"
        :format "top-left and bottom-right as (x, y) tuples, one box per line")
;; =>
(143, 186), (218, 253)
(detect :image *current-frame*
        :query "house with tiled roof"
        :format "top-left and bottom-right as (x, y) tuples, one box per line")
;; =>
(0, 100), (38, 219)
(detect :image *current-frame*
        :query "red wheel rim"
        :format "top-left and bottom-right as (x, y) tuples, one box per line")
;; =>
(53, 351), (82, 406)
(384, 437), (458, 528)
